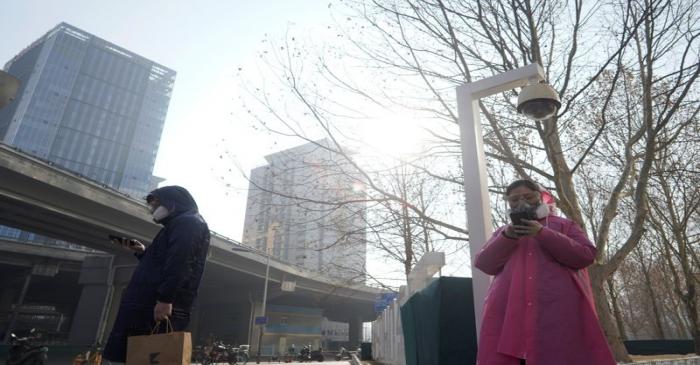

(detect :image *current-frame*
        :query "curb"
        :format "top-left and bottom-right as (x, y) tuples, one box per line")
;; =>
(628, 357), (700, 365)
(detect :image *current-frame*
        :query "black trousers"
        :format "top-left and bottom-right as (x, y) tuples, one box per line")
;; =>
(521, 360), (526, 365)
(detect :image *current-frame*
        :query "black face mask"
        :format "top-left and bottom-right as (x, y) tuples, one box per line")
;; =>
(508, 200), (549, 225)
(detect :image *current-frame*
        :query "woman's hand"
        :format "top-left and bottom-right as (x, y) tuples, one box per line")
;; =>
(513, 219), (543, 237)
(503, 224), (520, 239)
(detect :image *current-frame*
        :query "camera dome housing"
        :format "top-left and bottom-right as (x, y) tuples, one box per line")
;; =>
(517, 83), (560, 121)
(0, 71), (20, 109)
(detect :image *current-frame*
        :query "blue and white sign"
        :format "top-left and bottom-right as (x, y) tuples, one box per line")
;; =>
(374, 292), (399, 312)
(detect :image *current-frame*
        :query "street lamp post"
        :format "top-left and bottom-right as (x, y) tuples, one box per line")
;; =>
(255, 223), (279, 363)
(231, 243), (272, 363)
(256, 252), (270, 364)
(457, 63), (547, 340)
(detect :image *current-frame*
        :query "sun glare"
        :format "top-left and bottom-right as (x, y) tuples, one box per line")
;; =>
(360, 115), (425, 159)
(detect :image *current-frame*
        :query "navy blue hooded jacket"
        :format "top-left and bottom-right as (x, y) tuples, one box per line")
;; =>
(122, 186), (210, 310)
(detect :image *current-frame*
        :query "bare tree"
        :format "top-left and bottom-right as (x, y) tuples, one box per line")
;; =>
(646, 127), (700, 352)
(233, 0), (700, 360)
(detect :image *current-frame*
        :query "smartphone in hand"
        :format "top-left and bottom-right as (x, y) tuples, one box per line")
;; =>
(109, 234), (145, 253)
(109, 234), (140, 247)
(509, 209), (537, 226)
(109, 234), (131, 245)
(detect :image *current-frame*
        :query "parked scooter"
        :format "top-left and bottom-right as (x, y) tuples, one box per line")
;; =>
(5, 329), (48, 365)
(335, 347), (351, 361)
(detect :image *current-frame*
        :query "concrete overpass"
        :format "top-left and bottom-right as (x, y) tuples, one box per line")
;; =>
(0, 143), (381, 350)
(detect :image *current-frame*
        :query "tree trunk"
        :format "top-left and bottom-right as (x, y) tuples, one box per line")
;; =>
(621, 285), (642, 339)
(639, 256), (666, 339)
(606, 277), (628, 341)
(680, 263), (700, 354)
(589, 265), (632, 363)
(679, 283), (700, 354)
(669, 299), (692, 338)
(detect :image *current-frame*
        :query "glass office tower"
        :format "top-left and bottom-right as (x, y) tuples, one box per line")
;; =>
(0, 22), (175, 241)
(0, 22), (175, 197)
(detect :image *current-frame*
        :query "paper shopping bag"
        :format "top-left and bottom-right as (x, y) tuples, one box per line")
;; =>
(126, 322), (191, 365)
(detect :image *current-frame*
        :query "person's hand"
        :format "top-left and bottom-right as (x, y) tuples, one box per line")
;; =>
(127, 240), (145, 253)
(111, 237), (145, 253)
(154, 301), (172, 321)
(514, 219), (543, 237)
(503, 224), (520, 239)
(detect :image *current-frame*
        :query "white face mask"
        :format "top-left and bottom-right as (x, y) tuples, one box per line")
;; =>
(152, 206), (170, 221)
(533, 202), (550, 219)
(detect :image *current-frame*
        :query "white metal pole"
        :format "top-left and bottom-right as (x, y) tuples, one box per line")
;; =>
(457, 87), (492, 341)
(456, 63), (546, 342)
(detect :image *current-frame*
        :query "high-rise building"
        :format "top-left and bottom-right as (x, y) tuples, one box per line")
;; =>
(0, 23), (174, 242)
(0, 22), (175, 197)
(242, 140), (367, 283)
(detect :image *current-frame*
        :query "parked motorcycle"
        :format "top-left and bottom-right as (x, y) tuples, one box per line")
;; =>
(296, 346), (324, 362)
(5, 329), (48, 365)
(194, 340), (248, 365)
(72, 343), (102, 365)
(309, 349), (324, 362)
(229, 344), (249, 364)
(192, 344), (207, 364)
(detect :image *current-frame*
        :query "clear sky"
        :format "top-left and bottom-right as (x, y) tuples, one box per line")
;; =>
(0, 0), (336, 241)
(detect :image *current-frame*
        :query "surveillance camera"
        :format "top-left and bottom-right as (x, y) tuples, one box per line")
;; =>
(0, 71), (20, 109)
(517, 83), (560, 121)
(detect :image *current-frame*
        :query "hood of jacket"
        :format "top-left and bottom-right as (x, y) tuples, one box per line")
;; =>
(147, 185), (199, 223)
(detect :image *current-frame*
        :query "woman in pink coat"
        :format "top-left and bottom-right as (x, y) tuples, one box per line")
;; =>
(474, 180), (616, 365)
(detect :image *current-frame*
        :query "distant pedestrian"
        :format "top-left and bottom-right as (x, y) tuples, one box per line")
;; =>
(103, 186), (210, 364)
(474, 179), (616, 365)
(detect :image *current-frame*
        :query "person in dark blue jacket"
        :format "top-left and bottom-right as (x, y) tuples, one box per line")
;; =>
(103, 185), (210, 363)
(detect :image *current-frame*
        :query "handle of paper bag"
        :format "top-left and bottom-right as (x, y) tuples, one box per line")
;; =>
(151, 318), (174, 334)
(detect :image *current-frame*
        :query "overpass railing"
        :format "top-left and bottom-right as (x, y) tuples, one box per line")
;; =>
(0, 232), (99, 253)
(209, 230), (382, 291)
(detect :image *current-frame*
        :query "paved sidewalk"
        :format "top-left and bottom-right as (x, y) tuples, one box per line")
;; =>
(627, 357), (700, 365)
